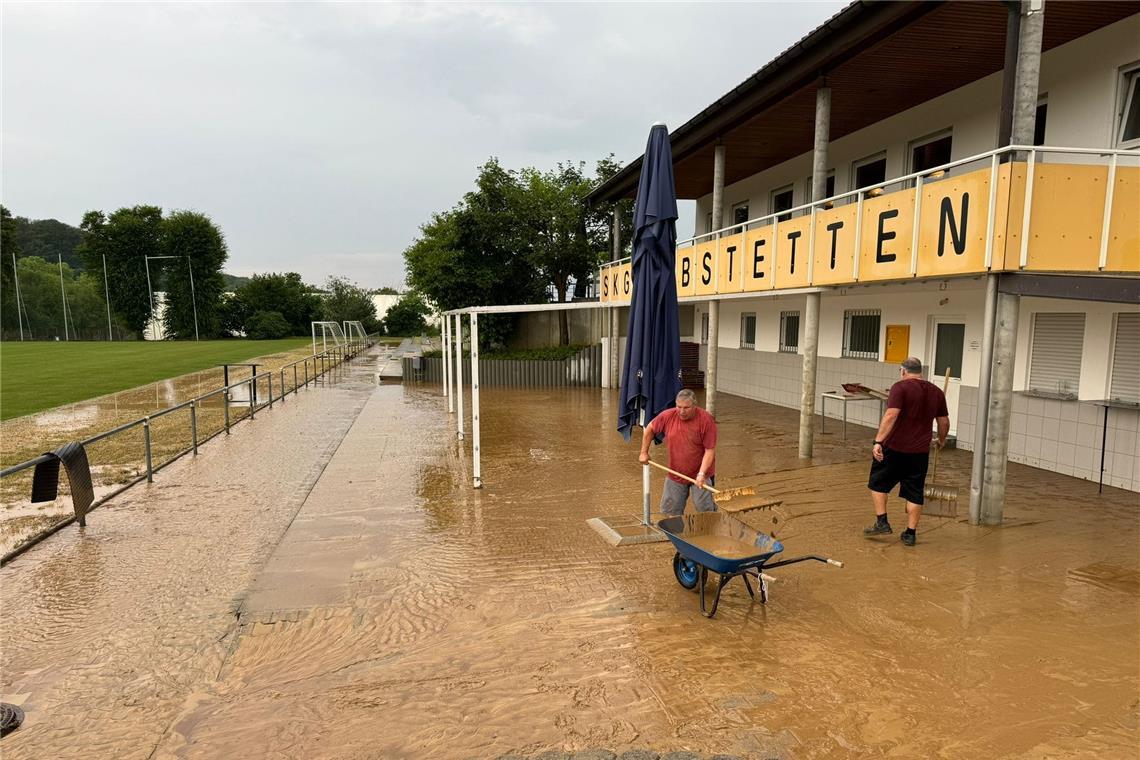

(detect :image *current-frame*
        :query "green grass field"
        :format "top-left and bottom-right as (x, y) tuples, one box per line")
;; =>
(0, 338), (312, 420)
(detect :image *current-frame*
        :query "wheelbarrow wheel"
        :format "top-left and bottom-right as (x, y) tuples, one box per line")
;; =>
(673, 552), (700, 590)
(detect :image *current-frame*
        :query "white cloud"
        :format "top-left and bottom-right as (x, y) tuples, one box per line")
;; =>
(1, 1), (844, 288)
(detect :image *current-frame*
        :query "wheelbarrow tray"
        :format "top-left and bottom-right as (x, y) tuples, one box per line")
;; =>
(657, 512), (782, 575)
(657, 512), (842, 618)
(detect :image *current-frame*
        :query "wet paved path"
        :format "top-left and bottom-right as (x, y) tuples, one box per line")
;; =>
(2, 362), (1137, 759)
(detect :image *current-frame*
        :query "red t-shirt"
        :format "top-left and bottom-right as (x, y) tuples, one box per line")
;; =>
(885, 378), (949, 453)
(650, 407), (717, 483)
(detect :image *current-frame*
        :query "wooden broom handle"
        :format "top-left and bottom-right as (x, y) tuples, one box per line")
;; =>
(644, 459), (720, 494)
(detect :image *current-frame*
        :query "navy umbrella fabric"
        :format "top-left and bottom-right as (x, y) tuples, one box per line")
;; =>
(618, 124), (682, 441)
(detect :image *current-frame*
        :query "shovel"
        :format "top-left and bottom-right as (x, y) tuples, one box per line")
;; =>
(644, 460), (756, 503)
(924, 367), (960, 513)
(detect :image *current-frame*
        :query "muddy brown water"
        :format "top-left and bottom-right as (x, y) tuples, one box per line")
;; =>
(1, 356), (1137, 758)
(0, 344), (339, 554)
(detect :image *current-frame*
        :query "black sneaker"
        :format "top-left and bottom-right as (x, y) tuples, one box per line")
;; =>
(863, 521), (892, 535)
(901, 531), (916, 546)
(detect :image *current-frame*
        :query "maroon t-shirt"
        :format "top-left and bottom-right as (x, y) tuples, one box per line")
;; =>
(885, 378), (949, 453)
(651, 407), (717, 484)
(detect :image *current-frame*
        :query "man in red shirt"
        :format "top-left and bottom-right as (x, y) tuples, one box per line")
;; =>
(638, 389), (718, 515)
(864, 356), (950, 546)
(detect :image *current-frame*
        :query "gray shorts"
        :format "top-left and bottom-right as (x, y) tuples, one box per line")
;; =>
(660, 477), (718, 516)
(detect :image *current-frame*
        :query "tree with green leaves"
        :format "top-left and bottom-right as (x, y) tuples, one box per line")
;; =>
(77, 205), (163, 335)
(161, 211), (228, 339)
(221, 272), (322, 337)
(1, 205), (21, 337)
(321, 276), (380, 333)
(382, 291), (431, 336)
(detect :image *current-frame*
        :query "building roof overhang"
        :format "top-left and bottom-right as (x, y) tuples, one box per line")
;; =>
(587, 0), (1140, 204)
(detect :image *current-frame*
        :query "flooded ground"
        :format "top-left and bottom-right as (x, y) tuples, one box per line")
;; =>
(1, 354), (1137, 758)
(0, 343), (345, 553)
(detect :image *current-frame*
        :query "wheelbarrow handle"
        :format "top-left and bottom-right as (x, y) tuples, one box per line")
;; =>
(643, 459), (719, 494)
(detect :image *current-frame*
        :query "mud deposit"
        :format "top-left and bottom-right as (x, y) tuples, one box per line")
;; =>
(2, 363), (1137, 758)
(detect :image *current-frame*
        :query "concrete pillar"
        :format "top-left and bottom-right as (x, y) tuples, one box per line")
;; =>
(706, 143), (725, 415)
(979, 292), (1020, 524)
(798, 85), (831, 458)
(610, 206), (622, 389)
(1011, 0), (1044, 151)
(997, 3), (1022, 149)
(968, 274), (999, 524)
(811, 86), (831, 202)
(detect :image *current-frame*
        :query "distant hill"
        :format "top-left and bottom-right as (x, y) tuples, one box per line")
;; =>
(12, 216), (86, 270)
(222, 272), (252, 291)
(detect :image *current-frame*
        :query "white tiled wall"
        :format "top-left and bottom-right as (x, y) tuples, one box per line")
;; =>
(957, 386), (1139, 492)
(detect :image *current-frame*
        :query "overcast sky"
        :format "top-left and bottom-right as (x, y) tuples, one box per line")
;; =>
(3, 2), (844, 289)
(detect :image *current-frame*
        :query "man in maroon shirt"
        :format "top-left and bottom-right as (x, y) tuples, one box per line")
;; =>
(864, 356), (950, 546)
(638, 389), (718, 515)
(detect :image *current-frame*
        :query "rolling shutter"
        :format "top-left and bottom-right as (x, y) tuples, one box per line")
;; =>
(1110, 312), (1140, 403)
(1028, 313), (1084, 397)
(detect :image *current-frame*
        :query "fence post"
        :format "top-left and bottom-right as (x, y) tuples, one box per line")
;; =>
(249, 379), (256, 420)
(304, 360), (309, 387)
(190, 400), (198, 455)
(294, 364), (299, 395)
(224, 387), (231, 434)
(268, 372), (274, 408)
(280, 369), (286, 402)
(143, 418), (154, 483)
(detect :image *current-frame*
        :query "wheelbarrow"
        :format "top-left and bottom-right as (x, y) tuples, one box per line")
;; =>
(657, 512), (843, 618)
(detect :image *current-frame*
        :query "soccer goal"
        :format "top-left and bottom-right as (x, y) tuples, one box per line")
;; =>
(312, 321), (347, 355)
(344, 320), (367, 352)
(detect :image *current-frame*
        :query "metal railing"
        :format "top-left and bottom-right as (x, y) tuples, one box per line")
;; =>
(599, 143), (1140, 281)
(0, 336), (378, 565)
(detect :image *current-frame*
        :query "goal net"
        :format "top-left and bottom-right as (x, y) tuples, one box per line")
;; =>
(344, 320), (367, 347)
(312, 321), (347, 354)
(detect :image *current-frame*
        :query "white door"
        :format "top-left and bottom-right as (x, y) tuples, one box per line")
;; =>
(929, 319), (966, 435)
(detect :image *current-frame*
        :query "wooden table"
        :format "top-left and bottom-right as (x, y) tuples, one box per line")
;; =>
(820, 391), (886, 441)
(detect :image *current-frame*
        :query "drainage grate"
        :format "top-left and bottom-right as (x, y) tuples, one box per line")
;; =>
(0, 703), (24, 736)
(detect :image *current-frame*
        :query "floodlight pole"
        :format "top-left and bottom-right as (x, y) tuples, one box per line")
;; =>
(471, 311), (482, 488)
(102, 254), (113, 341)
(57, 253), (70, 341)
(145, 256), (156, 340)
(11, 253), (24, 341)
(187, 257), (200, 341)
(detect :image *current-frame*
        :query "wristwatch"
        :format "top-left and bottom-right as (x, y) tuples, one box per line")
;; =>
(873, 440), (883, 446)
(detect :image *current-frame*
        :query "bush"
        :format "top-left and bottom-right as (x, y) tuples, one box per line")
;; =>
(245, 310), (291, 340)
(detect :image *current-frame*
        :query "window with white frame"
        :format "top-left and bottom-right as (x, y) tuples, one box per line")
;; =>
(740, 312), (757, 349)
(779, 311), (800, 353)
(1116, 63), (1140, 149)
(852, 152), (887, 193)
(1034, 98), (1048, 146)
(701, 312), (709, 345)
(1027, 313), (1085, 398)
(705, 212), (713, 234)
(804, 173), (836, 204)
(1109, 312), (1139, 404)
(732, 201), (750, 226)
(843, 309), (881, 359)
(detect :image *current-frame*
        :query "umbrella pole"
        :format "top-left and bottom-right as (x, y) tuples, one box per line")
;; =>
(641, 406), (651, 525)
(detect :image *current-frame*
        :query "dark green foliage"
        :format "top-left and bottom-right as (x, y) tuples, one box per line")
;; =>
(77, 206), (163, 335)
(3, 256), (130, 340)
(245, 310), (291, 340)
(1, 206), (20, 336)
(222, 272), (251, 291)
(374, 286), (401, 295)
(11, 216), (86, 270)
(381, 292), (430, 336)
(321, 276), (380, 333)
(161, 211), (228, 339)
(224, 272), (321, 337)
(404, 156), (623, 347)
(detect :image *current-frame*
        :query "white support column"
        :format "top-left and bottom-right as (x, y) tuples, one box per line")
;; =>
(980, 291), (1020, 525)
(471, 312), (482, 488)
(454, 313), (464, 439)
(969, 274), (999, 524)
(799, 84), (831, 458)
(443, 315), (453, 410)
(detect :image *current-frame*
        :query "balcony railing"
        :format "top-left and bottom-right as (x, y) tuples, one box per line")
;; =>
(598, 145), (1140, 302)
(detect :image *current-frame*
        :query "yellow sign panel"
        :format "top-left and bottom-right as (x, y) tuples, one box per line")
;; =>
(693, 240), (718, 296)
(742, 224), (775, 291)
(597, 161), (1139, 303)
(811, 205), (858, 285)
(773, 215), (812, 289)
(916, 167), (991, 277)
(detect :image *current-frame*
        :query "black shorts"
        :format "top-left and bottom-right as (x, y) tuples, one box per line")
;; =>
(868, 448), (929, 505)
